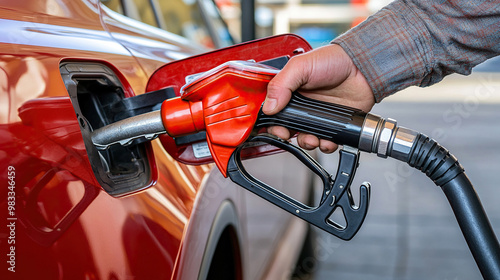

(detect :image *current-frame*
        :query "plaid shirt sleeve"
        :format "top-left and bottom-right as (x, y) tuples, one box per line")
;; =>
(333, 0), (500, 102)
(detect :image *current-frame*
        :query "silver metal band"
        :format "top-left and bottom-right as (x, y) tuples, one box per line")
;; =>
(358, 113), (419, 161)
(389, 127), (419, 162)
(377, 118), (397, 158)
(358, 113), (382, 153)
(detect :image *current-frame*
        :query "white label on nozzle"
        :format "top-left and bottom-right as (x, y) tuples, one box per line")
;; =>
(193, 142), (211, 158)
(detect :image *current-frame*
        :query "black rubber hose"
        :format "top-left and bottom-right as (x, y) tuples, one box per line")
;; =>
(407, 134), (500, 280)
(442, 173), (500, 280)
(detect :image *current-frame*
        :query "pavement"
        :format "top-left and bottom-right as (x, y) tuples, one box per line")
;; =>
(309, 72), (500, 280)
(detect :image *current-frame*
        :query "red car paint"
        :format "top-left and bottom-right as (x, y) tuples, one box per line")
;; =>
(0, 1), (312, 280)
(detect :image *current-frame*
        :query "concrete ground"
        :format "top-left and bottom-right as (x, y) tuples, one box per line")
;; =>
(310, 72), (500, 280)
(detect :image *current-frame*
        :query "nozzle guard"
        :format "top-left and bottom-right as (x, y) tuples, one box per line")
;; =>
(227, 134), (370, 240)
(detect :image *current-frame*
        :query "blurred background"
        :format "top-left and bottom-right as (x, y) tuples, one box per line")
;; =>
(216, 0), (390, 47)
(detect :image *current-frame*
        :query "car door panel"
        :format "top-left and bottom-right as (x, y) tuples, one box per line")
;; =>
(0, 1), (210, 279)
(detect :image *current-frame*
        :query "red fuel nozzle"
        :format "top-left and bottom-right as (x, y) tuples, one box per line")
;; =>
(160, 61), (278, 176)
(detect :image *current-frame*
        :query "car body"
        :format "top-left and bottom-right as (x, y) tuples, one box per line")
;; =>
(0, 1), (314, 279)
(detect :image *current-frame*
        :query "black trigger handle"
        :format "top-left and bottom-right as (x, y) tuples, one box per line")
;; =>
(227, 134), (370, 241)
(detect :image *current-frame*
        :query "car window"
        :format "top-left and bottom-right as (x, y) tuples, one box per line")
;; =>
(131, 0), (158, 27)
(101, 0), (158, 27)
(101, 0), (124, 14)
(156, 0), (215, 48)
(199, 0), (233, 47)
(101, 0), (230, 49)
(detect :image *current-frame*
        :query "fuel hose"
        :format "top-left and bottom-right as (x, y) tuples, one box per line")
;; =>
(257, 92), (500, 280)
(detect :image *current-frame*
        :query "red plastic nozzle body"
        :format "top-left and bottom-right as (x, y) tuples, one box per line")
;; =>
(161, 61), (277, 176)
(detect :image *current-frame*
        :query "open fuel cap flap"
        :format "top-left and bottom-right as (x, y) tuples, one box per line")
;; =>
(146, 34), (313, 166)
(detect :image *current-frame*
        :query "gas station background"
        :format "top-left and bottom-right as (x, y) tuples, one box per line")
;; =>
(215, 0), (391, 48)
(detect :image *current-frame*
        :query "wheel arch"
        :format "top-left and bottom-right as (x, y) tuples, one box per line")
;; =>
(198, 200), (243, 280)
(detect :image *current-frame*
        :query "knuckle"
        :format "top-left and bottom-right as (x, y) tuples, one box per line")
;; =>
(266, 81), (282, 96)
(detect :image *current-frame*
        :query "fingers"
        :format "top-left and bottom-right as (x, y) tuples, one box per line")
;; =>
(266, 126), (292, 140)
(297, 133), (319, 150)
(319, 139), (338, 153)
(297, 133), (338, 153)
(267, 126), (338, 153)
(262, 77), (292, 115)
(263, 56), (309, 115)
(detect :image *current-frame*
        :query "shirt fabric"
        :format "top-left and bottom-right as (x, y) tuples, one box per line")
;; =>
(333, 0), (500, 102)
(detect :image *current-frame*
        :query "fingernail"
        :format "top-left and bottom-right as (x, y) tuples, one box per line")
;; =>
(263, 98), (277, 114)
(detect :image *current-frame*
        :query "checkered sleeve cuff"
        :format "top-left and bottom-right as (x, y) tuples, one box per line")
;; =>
(332, 1), (434, 102)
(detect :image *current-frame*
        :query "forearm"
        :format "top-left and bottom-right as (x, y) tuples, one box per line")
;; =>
(333, 0), (500, 102)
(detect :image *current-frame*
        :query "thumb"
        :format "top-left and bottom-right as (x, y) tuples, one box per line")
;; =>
(263, 57), (308, 115)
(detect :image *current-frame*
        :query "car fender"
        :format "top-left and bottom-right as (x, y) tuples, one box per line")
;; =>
(172, 168), (245, 280)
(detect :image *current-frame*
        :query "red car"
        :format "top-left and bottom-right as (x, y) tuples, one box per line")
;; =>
(0, 1), (315, 279)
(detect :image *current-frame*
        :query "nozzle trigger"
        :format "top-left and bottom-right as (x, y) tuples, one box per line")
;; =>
(227, 134), (370, 241)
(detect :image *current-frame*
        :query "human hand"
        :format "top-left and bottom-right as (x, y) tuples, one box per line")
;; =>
(262, 44), (375, 153)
